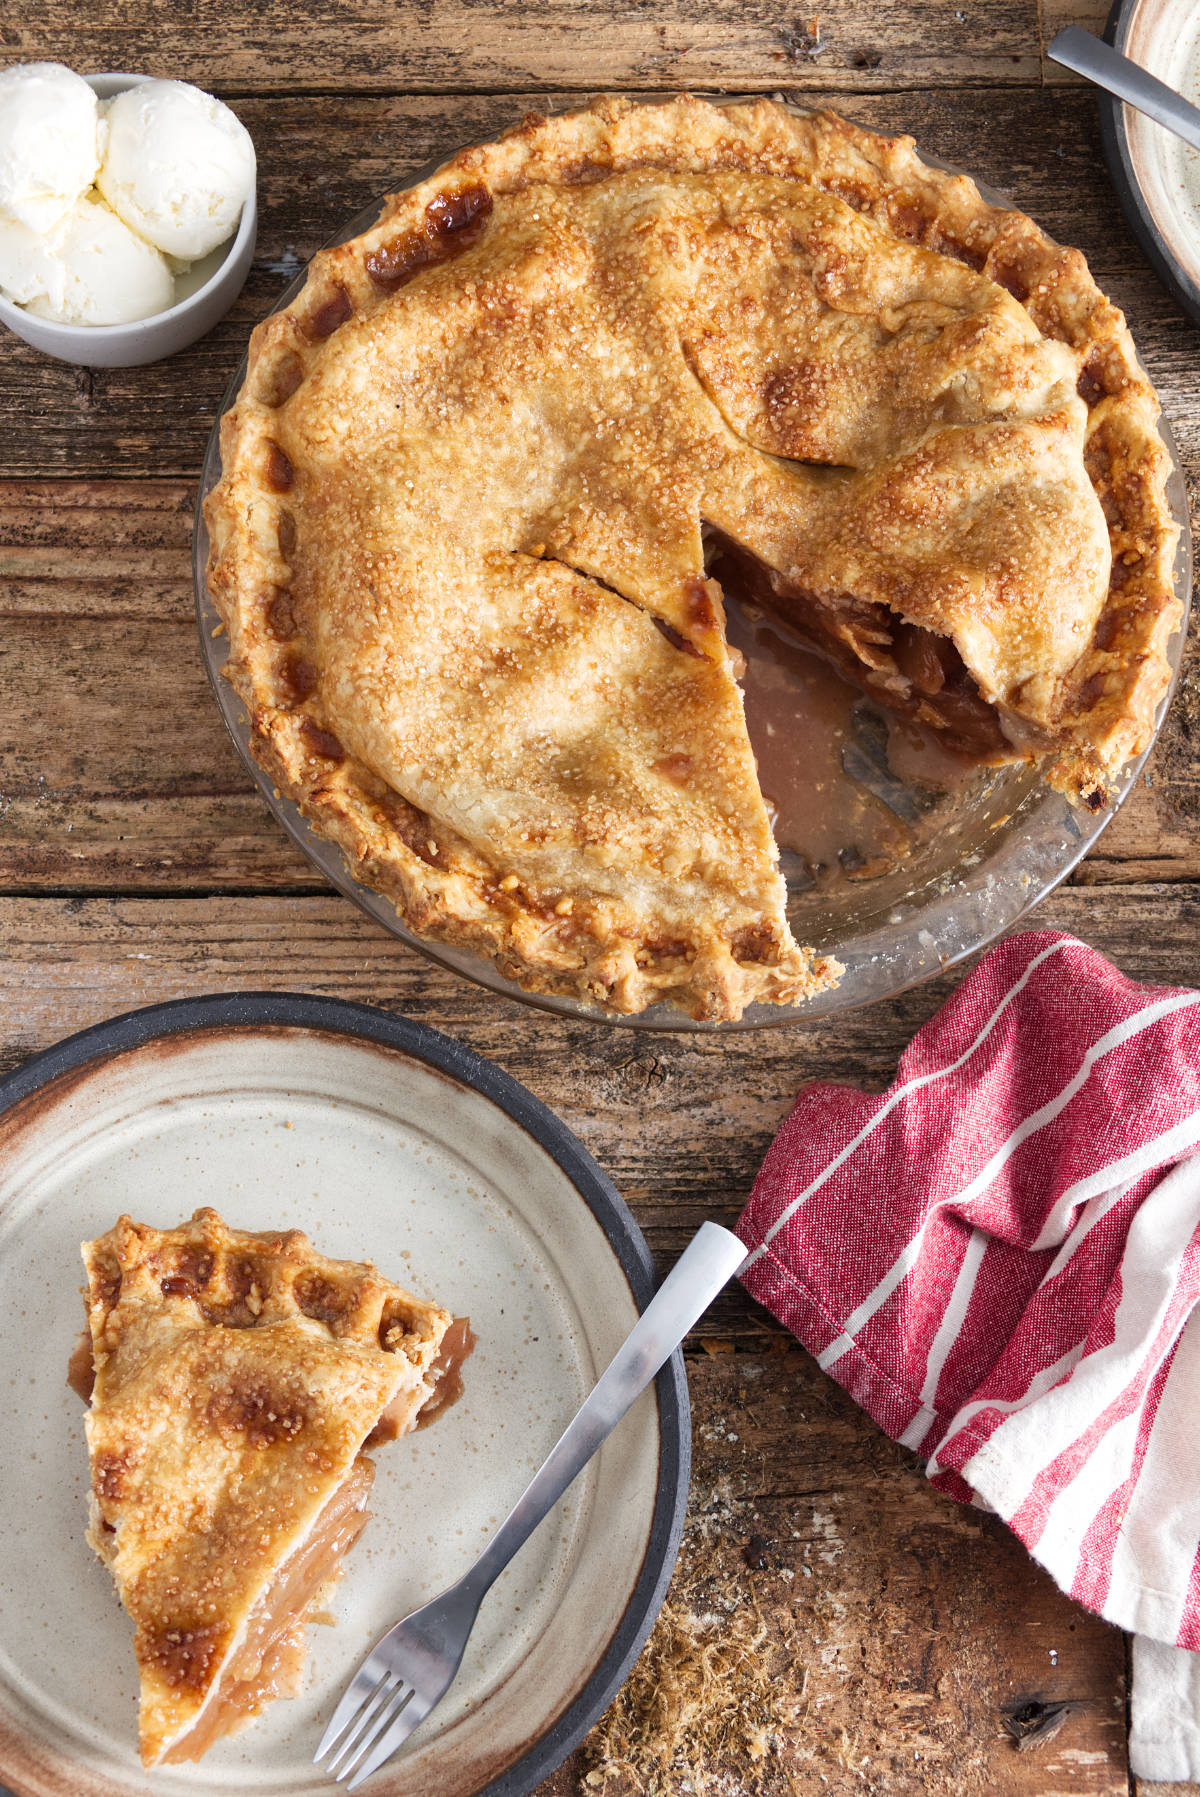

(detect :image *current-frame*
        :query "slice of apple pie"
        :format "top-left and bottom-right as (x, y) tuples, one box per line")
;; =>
(72, 1208), (470, 1766)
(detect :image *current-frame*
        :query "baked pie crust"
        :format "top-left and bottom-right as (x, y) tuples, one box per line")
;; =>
(75, 1209), (464, 1766)
(205, 95), (1179, 1022)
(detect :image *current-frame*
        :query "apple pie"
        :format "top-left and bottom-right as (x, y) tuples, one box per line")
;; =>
(205, 95), (1179, 1021)
(72, 1209), (471, 1765)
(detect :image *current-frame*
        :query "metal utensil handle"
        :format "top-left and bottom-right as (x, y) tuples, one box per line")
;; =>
(1048, 26), (1200, 153)
(466, 1221), (748, 1592)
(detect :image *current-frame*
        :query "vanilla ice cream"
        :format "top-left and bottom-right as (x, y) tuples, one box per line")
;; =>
(0, 191), (173, 325)
(0, 61), (104, 235)
(98, 79), (255, 262)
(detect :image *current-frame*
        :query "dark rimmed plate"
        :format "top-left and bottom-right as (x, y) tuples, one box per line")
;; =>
(0, 994), (688, 1797)
(1099, 0), (1200, 326)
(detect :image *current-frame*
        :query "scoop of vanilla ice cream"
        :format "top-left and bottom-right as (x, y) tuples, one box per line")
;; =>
(98, 80), (254, 262)
(0, 191), (174, 324)
(0, 62), (104, 234)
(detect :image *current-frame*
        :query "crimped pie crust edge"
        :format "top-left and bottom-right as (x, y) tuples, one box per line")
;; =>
(204, 94), (1180, 1020)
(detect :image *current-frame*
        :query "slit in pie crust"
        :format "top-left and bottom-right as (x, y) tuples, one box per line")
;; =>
(74, 1209), (469, 1766)
(205, 95), (1180, 1022)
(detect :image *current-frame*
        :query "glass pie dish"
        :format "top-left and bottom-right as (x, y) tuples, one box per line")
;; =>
(192, 118), (1193, 1033)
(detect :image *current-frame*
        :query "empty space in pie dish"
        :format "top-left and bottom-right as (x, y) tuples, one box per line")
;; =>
(193, 111), (1192, 1030)
(0, 1022), (665, 1796)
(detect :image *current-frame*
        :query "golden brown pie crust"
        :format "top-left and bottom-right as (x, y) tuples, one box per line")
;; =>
(80, 1209), (454, 1765)
(205, 96), (1179, 1022)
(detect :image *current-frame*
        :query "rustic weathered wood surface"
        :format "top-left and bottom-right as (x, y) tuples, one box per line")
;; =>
(8, 0), (1111, 94)
(3, 1), (1199, 1790)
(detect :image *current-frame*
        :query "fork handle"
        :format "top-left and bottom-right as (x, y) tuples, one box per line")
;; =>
(462, 1221), (748, 1596)
(1048, 26), (1200, 152)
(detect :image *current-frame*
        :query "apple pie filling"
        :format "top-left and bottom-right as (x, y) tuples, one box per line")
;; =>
(706, 530), (1009, 764)
(162, 1457), (375, 1763)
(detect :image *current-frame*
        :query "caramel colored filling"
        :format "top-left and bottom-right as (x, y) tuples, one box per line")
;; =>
(706, 532), (1008, 761)
(416, 1317), (476, 1430)
(162, 1457), (375, 1764)
(365, 1316), (476, 1446)
(67, 1328), (95, 1403)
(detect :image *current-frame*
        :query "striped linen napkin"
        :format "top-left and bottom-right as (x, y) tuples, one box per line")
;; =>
(737, 930), (1200, 1782)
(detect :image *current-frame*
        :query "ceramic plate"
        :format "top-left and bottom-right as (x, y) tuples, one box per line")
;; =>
(192, 106), (1192, 1029)
(1100, 0), (1200, 324)
(0, 995), (688, 1797)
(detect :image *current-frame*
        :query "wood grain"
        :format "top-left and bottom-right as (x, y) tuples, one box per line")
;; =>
(5, 884), (1200, 1225)
(3, 86), (1200, 478)
(7, 0), (1074, 97)
(541, 1353), (1128, 1797)
(4, 883), (1197, 1355)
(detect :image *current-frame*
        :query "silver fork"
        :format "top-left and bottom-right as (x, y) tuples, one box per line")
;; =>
(1048, 26), (1200, 152)
(314, 1220), (748, 1789)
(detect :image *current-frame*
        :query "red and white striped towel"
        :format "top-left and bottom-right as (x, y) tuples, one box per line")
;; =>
(737, 930), (1200, 1782)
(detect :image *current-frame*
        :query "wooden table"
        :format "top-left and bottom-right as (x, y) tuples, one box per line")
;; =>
(4, 2), (1198, 1791)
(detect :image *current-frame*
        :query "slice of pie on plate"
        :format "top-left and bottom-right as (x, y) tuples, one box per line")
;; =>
(72, 1208), (470, 1766)
(205, 94), (1180, 1021)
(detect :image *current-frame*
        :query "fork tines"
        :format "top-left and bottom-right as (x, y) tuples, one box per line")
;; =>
(316, 1666), (415, 1786)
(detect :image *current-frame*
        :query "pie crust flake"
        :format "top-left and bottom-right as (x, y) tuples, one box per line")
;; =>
(76, 1209), (465, 1766)
(205, 95), (1179, 1022)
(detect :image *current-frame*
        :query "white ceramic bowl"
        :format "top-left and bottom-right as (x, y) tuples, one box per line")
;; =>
(0, 70), (257, 367)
